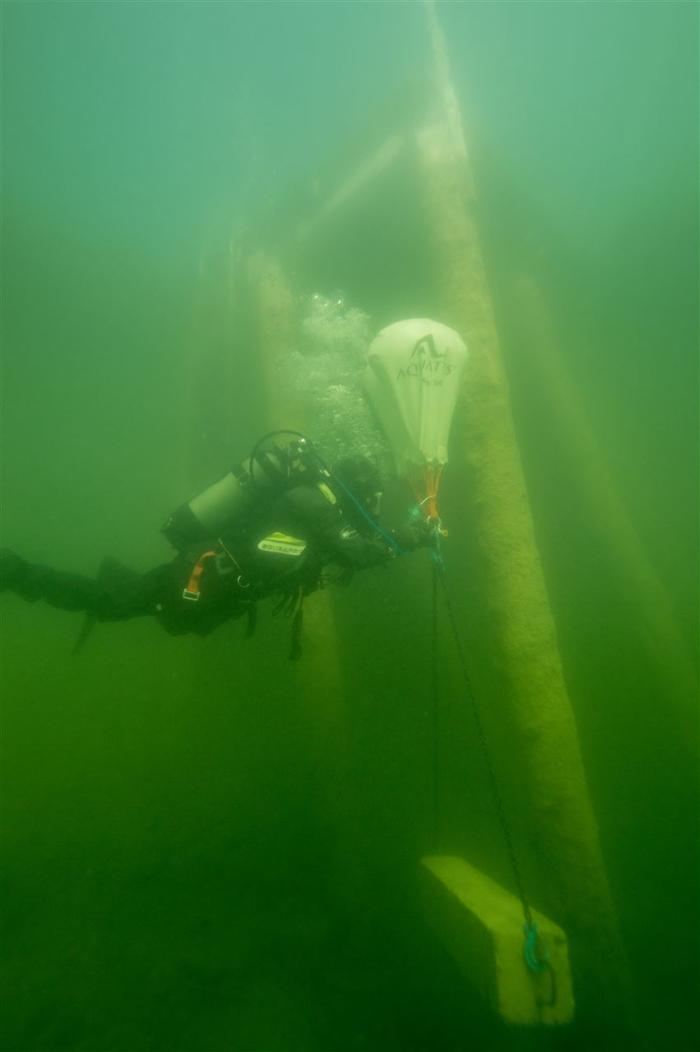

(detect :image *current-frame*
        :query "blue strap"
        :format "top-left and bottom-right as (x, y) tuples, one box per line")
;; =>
(430, 526), (445, 570)
(331, 476), (406, 555)
(523, 921), (550, 973)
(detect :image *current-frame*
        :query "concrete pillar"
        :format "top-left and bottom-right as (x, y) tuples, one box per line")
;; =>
(419, 0), (637, 1026)
(245, 251), (349, 761)
(511, 272), (697, 743)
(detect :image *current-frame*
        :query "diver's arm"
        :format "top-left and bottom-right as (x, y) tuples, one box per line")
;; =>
(282, 486), (394, 570)
(324, 520), (395, 570)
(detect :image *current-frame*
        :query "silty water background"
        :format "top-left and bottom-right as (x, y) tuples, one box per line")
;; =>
(1, 3), (697, 1050)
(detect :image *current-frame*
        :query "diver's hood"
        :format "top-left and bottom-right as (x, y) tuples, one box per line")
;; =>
(332, 455), (383, 522)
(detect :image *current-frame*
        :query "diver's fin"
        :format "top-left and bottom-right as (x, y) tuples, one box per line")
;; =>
(72, 613), (97, 656)
(289, 590), (304, 661)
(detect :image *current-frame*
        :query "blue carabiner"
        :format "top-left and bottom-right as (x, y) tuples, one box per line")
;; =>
(524, 921), (550, 973)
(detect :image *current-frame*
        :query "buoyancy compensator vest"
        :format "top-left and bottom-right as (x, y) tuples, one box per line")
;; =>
(161, 431), (327, 551)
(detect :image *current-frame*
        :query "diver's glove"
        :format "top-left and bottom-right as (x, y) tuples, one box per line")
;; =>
(392, 520), (437, 552)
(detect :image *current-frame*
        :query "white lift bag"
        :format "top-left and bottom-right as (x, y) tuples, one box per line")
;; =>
(364, 318), (468, 518)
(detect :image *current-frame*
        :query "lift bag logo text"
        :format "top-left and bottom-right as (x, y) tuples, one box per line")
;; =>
(396, 334), (454, 386)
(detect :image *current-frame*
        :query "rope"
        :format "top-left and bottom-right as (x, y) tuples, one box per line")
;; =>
(431, 545), (533, 927)
(431, 558), (440, 851)
(330, 474), (405, 554)
(431, 541), (555, 997)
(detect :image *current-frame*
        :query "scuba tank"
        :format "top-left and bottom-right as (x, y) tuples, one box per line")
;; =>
(161, 464), (254, 550)
(161, 431), (324, 551)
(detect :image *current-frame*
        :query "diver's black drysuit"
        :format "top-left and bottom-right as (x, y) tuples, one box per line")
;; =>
(1, 478), (423, 645)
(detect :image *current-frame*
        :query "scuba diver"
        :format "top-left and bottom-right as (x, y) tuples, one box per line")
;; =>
(0, 432), (434, 658)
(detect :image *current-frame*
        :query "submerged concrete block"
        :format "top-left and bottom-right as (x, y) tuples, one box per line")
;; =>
(421, 855), (574, 1026)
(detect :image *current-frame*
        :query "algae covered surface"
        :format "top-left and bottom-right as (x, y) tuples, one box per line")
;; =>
(1, 3), (697, 1051)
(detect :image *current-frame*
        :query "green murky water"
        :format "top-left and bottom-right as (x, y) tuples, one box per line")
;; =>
(1, 3), (697, 1050)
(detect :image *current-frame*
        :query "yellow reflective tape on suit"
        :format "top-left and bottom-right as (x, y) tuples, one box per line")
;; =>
(317, 482), (337, 504)
(257, 532), (307, 556)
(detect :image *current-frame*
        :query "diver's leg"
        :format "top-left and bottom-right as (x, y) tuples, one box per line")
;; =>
(1, 549), (117, 616)
(0, 549), (168, 622)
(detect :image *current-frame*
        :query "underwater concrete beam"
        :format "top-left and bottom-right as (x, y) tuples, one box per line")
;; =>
(424, 1), (467, 162)
(417, 126), (636, 1024)
(296, 134), (405, 243)
(247, 251), (349, 742)
(511, 273), (697, 740)
(246, 252), (303, 431)
(421, 855), (574, 1025)
(418, 2), (637, 1029)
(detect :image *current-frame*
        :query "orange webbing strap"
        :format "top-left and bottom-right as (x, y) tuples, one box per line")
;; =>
(183, 549), (218, 601)
(409, 463), (443, 518)
(407, 464), (441, 516)
(423, 463), (444, 522)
